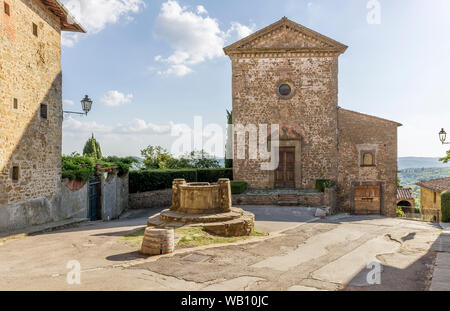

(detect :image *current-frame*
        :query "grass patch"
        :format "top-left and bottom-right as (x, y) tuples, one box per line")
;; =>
(120, 228), (146, 247)
(120, 226), (265, 248)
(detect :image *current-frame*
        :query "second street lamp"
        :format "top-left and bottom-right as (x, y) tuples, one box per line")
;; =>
(439, 128), (449, 145)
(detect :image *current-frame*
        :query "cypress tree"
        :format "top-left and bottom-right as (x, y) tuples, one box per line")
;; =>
(83, 134), (102, 159)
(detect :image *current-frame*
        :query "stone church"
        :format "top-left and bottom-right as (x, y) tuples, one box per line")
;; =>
(0, 0), (84, 231)
(224, 18), (401, 216)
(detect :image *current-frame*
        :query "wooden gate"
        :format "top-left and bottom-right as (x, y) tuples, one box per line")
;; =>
(275, 147), (295, 188)
(354, 185), (381, 215)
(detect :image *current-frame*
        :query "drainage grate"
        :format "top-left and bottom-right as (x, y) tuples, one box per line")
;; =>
(182, 253), (211, 263)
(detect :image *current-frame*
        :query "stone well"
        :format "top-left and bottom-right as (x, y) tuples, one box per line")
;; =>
(147, 179), (255, 237)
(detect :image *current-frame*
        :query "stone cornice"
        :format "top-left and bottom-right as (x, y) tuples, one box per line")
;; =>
(227, 48), (344, 59)
(40, 0), (86, 33)
(224, 17), (348, 57)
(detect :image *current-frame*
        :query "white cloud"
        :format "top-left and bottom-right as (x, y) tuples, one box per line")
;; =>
(63, 116), (115, 134)
(63, 99), (75, 106)
(226, 22), (255, 40)
(63, 116), (172, 137)
(123, 118), (172, 134)
(60, 0), (146, 47)
(100, 90), (133, 107)
(153, 1), (255, 76)
(196, 5), (208, 15)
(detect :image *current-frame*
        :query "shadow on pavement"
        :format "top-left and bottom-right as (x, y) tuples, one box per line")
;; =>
(343, 231), (450, 291)
(106, 251), (147, 262)
(27, 209), (161, 237)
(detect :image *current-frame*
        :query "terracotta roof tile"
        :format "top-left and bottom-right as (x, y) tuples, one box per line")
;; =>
(397, 188), (415, 200)
(416, 177), (450, 193)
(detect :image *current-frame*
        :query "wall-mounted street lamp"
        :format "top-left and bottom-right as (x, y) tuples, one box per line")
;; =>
(439, 128), (450, 145)
(63, 95), (93, 116)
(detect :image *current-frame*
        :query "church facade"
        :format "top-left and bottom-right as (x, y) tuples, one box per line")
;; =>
(224, 18), (401, 216)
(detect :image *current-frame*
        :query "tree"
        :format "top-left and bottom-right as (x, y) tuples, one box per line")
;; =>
(140, 146), (221, 169)
(440, 150), (450, 164)
(181, 150), (220, 169)
(83, 134), (102, 159)
(140, 146), (175, 169)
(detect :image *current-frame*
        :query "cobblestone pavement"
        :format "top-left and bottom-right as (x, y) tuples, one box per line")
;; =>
(0, 209), (443, 291)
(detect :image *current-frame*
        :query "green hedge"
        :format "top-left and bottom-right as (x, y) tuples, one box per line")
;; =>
(129, 168), (233, 193)
(62, 155), (96, 182)
(231, 182), (248, 195)
(197, 168), (233, 183)
(62, 155), (137, 182)
(442, 190), (450, 222)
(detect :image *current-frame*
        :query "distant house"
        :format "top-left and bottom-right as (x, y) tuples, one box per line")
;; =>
(397, 188), (415, 211)
(416, 177), (450, 222)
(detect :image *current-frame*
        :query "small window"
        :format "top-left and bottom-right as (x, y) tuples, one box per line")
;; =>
(40, 103), (47, 119)
(4, 2), (10, 16)
(279, 84), (291, 96)
(12, 166), (19, 182)
(13, 98), (18, 109)
(434, 192), (437, 204)
(361, 152), (375, 167)
(33, 23), (38, 37)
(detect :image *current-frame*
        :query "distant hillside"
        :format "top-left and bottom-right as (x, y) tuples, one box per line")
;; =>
(398, 167), (450, 205)
(398, 157), (450, 170)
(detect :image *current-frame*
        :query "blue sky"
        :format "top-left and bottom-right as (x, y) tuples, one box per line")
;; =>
(60, 0), (450, 159)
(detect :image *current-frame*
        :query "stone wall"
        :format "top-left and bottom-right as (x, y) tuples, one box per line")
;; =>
(60, 179), (88, 220)
(100, 172), (128, 220)
(0, 179), (86, 232)
(337, 109), (399, 216)
(129, 189), (172, 209)
(231, 56), (339, 190)
(0, 0), (63, 227)
(420, 187), (441, 211)
(232, 191), (333, 208)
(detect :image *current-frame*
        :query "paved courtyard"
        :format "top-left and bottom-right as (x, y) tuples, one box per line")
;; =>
(0, 207), (446, 291)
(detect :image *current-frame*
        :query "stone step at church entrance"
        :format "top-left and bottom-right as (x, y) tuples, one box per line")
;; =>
(277, 194), (300, 206)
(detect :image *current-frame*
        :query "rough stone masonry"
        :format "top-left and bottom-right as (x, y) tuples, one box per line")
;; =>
(224, 17), (401, 216)
(0, 0), (84, 231)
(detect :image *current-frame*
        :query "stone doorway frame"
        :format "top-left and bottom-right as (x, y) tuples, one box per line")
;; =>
(268, 138), (302, 189)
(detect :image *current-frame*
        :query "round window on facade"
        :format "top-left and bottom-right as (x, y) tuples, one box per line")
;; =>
(279, 84), (292, 97)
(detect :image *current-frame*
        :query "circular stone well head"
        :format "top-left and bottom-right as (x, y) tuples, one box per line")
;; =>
(170, 179), (232, 215)
(178, 182), (220, 214)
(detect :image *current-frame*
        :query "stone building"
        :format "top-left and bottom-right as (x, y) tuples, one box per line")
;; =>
(417, 177), (450, 222)
(0, 0), (84, 231)
(396, 188), (415, 211)
(224, 17), (401, 216)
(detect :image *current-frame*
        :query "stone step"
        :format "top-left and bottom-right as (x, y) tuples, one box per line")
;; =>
(203, 211), (255, 237)
(278, 194), (299, 206)
(278, 201), (299, 206)
(278, 194), (299, 199)
(158, 208), (243, 224)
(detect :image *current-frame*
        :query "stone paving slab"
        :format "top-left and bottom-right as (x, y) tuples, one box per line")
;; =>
(431, 233), (450, 252)
(0, 218), (88, 243)
(440, 222), (450, 231)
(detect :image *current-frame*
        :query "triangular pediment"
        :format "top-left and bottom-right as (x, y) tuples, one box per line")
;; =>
(224, 17), (347, 56)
